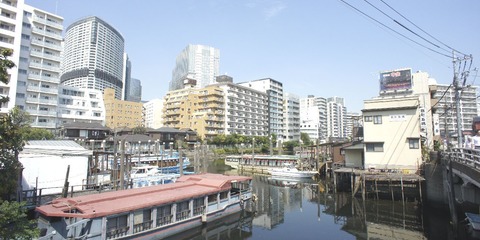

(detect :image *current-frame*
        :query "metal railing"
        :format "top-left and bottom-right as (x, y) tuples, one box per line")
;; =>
(447, 148), (480, 170)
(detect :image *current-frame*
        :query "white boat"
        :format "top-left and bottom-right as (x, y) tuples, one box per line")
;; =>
(130, 165), (179, 188)
(268, 163), (318, 178)
(36, 173), (253, 240)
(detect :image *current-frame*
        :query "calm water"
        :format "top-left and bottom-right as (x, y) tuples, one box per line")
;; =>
(166, 168), (476, 240)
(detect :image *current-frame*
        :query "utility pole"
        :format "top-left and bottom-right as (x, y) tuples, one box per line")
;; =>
(453, 52), (463, 147)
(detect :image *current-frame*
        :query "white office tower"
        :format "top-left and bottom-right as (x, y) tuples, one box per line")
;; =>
(144, 98), (164, 129)
(61, 16), (125, 99)
(57, 85), (105, 126)
(299, 95), (327, 142)
(170, 44), (219, 91)
(283, 93), (300, 141)
(327, 96), (347, 138)
(238, 78), (284, 138)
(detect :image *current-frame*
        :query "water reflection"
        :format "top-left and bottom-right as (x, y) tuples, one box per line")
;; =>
(167, 171), (439, 240)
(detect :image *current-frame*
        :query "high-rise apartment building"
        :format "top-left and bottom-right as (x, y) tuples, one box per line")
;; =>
(61, 16), (125, 99)
(327, 96), (347, 138)
(170, 44), (219, 91)
(238, 78), (284, 138)
(283, 93), (300, 141)
(0, 0), (24, 115)
(0, 1), (64, 130)
(430, 83), (478, 139)
(299, 95), (327, 142)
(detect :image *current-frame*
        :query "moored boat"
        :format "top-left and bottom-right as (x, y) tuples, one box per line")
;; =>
(225, 154), (298, 170)
(36, 173), (253, 240)
(466, 212), (480, 231)
(268, 163), (318, 178)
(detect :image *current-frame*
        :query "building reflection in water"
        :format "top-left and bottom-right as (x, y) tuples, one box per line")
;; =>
(252, 174), (426, 240)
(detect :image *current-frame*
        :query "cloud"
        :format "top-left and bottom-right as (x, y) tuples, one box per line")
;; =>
(264, 2), (286, 20)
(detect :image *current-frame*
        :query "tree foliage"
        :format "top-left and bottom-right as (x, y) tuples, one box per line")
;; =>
(0, 48), (15, 105)
(132, 126), (146, 134)
(300, 132), (312, 146)
(20, 127), (54, 140)
(0, 201), (39, 239)
(0, 107), (30, 200)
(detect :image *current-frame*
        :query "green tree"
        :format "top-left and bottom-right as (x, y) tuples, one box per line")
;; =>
(300, 132), (312, 146)
(0, 48), (14, 105)
(21, 127), (54, 140)
(132, 126), (146, 134)
(0, 107), (30, 200)
(0, 201), (39, 239)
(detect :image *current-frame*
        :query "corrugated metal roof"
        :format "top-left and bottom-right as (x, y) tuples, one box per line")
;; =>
(26, 140), (84, 149)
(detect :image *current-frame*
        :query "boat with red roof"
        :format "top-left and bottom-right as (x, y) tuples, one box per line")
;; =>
(36, 173), (253, 239)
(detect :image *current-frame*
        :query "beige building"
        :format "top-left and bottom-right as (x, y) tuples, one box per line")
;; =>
(163, 82), (225, 140)
(103, 88), (143, 129)
(360, 96), (422, 173)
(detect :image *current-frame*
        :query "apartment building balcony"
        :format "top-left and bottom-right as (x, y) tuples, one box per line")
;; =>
(31, 28), (62, 40)
(33, 121), (56, 128)
(31, 39), (62, 51)
(30, 50), (62, 62)
(28, 73), (59, 83)
(26, 85), (58, 94)
(25, 97), (57, 105)
(29, 62), (60, 72)
(26, 109), (57, 117)
(32, 16), (63, 30)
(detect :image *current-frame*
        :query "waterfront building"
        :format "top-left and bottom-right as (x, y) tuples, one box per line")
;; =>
(144, 98), (164, 129)
(170, 44), (220, 91)
(103, 88), (143, 129)
(57, 85), (105, 126)
(238, 78), (284, 139)
(61, 16), (125, 100)
(283, 92), (300, 142)
(361, 96), (422, 172)
(163, 76), (269, 139)
(217, 79), (269, 137)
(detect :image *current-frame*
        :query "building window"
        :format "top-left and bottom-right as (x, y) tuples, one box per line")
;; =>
(408, 138), (419, 149)
(373, 115), (382, 124)
(366, 142), (384, 152)
(364, 116), (372, 122)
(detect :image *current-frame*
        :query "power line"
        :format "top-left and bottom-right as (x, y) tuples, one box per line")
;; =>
(338, 0), (452, 58)
(427, 84), (452, 114)
(379, 0), (469, 57)
(363, 0), (452, 56)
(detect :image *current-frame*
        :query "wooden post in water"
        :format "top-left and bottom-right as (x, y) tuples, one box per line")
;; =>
(351, 171), (354, 198)
(61, 165), (70, 198)
(120, 139), (125, 190)
(389, 178), (394, 201)
(362, 173), (366, 201)
(375, 179), (379, 200)
(401, 176), (405, 206)
(333, 171), (337, 194)
(418, 180), (423, 204)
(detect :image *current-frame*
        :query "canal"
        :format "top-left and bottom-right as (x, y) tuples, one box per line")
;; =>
(164, 167), (475, 240)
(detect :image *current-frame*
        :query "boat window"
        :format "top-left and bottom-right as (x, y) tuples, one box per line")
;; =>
(176, 201), (190, 221)
(208, 194), (217, 203)
(156, 205), (172, 227)
(133, 209), (152, 234)
(220, 191), (228, 200)
(106, 214), (129, 239)
(193, 198), (205, 216)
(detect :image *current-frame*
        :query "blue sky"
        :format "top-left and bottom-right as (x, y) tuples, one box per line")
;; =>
(26, 0), (480, 113)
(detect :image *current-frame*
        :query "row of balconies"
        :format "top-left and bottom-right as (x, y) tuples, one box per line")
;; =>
(32, 15), (63, 30)
(25, 97), (57, 105)
(30, 50), (62, 62)
(31, 39), (62, 51)
(31, 27), (63, 41)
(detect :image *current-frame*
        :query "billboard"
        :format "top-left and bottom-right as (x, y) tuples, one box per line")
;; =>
(379, 69), (412, 91)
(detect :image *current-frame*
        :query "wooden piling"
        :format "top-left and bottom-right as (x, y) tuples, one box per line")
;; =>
(401, 176), (405, 205)
(375, 179), (379, 200)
